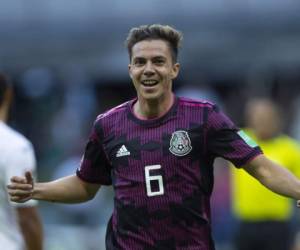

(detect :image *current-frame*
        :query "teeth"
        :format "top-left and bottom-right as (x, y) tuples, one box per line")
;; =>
(142, 80), (158, 86)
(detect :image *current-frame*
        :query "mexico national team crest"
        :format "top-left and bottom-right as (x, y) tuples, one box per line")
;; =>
(169, 130), (192, 156)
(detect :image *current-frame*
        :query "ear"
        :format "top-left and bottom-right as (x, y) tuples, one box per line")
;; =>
(171, 63), (180, 79)
(128, 64), (133, 79)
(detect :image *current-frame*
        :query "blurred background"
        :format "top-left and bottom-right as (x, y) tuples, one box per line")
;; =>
(1, 0), (300, 249)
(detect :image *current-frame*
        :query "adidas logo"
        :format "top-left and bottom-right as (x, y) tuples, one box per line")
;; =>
(116, 145), (130, 157)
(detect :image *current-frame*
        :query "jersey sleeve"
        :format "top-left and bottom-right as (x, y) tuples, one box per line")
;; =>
(6, 141), (38, 207)
(76, 119), (112, 185)
(206, 105), (262, 167)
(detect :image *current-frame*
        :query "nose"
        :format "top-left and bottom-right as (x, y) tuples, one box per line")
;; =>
(143, 61), (155, 76)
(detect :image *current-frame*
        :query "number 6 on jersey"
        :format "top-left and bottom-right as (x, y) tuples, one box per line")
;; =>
(145, 165), (164, 197)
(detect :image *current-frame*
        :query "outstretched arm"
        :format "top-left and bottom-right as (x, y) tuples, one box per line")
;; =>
(243, 154), (300, 199)
(7, 171), (101, 203)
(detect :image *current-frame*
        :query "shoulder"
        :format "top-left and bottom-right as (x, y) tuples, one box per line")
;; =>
(178, 96), (216, 109)
(177, 96), (221, 118)
(91, 101), (130, 137)
(178, 97), (219, 111)
(177, 97), (235, 129)
(0, 123), (35, 171)
(95, 101), (129, 123)
(0, 122), (33, 152)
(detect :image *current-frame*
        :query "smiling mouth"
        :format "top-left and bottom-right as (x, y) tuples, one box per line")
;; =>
(141, 80), (159, 87)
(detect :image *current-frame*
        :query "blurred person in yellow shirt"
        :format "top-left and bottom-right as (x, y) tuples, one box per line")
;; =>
(231, 98), (300, 250)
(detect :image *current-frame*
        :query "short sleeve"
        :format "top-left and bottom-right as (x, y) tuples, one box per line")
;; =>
(206, 105), (262, 167)
(76, 120), (112, 185)
(6, 141), (38, 207)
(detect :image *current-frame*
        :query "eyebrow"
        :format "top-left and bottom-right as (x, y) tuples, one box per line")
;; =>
(133, 55), (166, 61)
(133, 57), (145, 61)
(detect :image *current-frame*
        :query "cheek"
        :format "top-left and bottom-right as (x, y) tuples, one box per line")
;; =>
(131, 79), (138, 88)
(131, 77), (140, 89)
(163, 71), (174, 81)
(157, 69), (168, 78)
(131, 70), (142, 80)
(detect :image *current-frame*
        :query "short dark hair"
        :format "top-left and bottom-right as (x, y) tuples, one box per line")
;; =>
(125, 24), (183, 63)
(0, 73), (11, 106)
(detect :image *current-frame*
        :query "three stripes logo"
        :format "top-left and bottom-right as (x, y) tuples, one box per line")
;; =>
(116, 145), (131, 157)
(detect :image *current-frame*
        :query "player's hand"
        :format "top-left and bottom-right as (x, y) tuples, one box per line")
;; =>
(7, 171), (34, 203)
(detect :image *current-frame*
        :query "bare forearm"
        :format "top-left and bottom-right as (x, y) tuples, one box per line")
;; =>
(258, 163), (300, 199)
(22, 221), (43, 250)
(33, 175), (98, 203)
(245, 155), (300, 199)
(8, 173), (100, 204)
(18, 207), (43, 250)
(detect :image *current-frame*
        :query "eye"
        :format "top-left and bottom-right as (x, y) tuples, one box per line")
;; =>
(133, 58), (145, 66)
(153, 58), (165, 65)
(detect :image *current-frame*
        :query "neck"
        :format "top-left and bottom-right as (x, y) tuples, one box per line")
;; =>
(0, 90), (12, 123)
(0, 100), (10, 123)
(134, 93), (174, 119)
(0, 108), (8, 123)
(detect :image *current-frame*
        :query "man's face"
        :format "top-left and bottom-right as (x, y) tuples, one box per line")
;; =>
(128, 39), (179, 102)
(247, 101), (280, 139)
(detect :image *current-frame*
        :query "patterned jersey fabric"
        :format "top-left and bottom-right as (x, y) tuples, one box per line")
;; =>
(77, 96), (262, 250)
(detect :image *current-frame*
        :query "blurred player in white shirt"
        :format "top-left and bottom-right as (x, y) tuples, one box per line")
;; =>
(0, 73), (43, 250)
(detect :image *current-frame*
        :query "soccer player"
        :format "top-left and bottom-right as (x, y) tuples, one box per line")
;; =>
(231, 98), (300, 250)
(0, 73), (43, 250)
(7, 24), (300, 250)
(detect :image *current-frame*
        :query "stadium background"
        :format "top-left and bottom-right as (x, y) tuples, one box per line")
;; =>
(1, 1), (300, 249)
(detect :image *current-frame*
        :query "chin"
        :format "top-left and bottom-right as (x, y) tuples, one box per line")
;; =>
(142, 93), (164, 101)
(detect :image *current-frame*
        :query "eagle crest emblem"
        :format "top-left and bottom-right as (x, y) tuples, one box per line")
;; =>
(169, 130), (192, 156)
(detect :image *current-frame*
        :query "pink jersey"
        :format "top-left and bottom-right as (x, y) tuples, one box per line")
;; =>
(77, 96), (262, 250)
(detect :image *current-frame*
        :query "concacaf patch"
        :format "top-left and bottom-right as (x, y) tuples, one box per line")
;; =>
(169, 130), (192, 156)
(237, 130), (258, 148)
